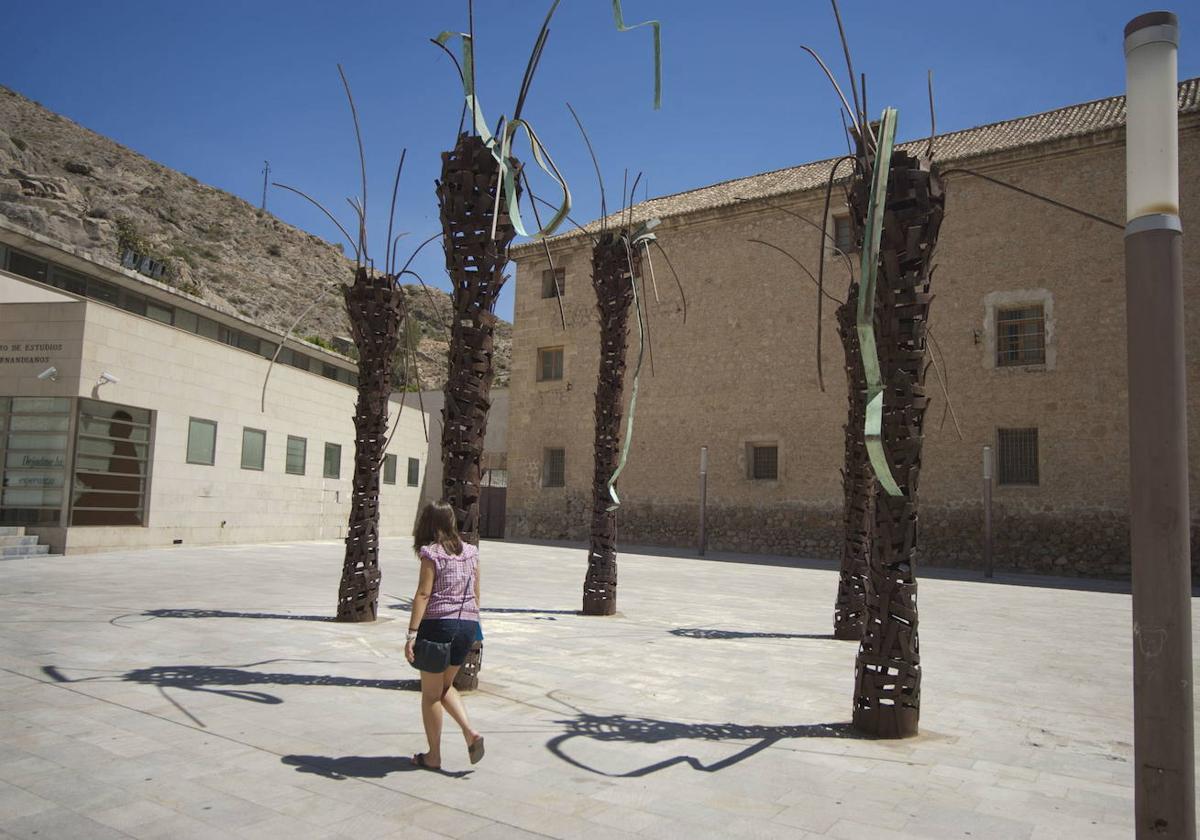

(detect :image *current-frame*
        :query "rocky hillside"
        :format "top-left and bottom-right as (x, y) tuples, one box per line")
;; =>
(0, 85), (511, 388)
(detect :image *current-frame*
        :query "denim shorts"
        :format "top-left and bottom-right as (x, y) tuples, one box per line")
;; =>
(417, 619), (479, 667)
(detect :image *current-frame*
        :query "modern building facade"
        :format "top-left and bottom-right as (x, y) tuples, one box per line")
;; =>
(506, 80), (1200, 577)
(0, 219), (429, 554)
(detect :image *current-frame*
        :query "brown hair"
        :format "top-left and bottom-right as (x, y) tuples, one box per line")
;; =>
(413, 500), (464, 556)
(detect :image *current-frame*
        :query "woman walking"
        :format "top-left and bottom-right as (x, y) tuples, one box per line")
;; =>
(406, 500), (485, 769)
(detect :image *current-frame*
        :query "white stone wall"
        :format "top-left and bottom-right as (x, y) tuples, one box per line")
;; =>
(0, 295), (429, 554)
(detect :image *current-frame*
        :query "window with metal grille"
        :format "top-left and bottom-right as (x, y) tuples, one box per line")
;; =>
(383, 453), (397, 485)
(323, 442), (341, 479)
(407, 457), (420, 487)
(186, 418), (217, 465)
(541, 267), (565, 299)
(997, 428), (1039, 485)
(241, 428), (265, 471)
(832, 214), (855, 254)
(749, 444), (778, 480)
(285, 435), (307, 476)
(543, 448), (565, 487)
(996, 305), (1046, 366)
(537, 347), (564, 382)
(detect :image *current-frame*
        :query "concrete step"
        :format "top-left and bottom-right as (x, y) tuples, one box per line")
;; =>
(0, 535), (38, 547)
(0, 544), (50, 559)
(0, 526), (25, 537)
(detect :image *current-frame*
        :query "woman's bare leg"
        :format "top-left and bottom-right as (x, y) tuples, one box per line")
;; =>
(440, 665), (481, 745)
(418, 669), (445, 766)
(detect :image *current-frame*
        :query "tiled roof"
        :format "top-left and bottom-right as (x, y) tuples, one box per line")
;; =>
(516, 77), (1199, 252)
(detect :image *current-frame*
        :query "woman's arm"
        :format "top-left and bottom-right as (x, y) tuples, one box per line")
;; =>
(405, 557), (437, 662)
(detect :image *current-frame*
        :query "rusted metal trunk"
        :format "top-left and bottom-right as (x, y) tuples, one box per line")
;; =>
(337, 267), (404, 622)
(436, 132), (518, 688)
(584, 234), (639, 616)
(850, 144), (944, 738)
(833, 282), (873, 640)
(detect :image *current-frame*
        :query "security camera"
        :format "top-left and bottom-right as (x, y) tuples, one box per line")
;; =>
(37, 366), (58, 381)
(98, 371), (120, 385)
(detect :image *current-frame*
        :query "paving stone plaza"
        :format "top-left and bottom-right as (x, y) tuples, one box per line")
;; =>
(0, 539), (1193, 838)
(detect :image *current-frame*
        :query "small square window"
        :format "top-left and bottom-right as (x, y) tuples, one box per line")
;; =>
(541, 267), (565, 299)
(543, 448), (565, 488)
(407, 457), (420, 487)
(537, 347), (564, 382)
(832, 214), (855, 255)
(241, 427), (265, 470)
(998, 428), (1039, 485)
(383, 453), (398, 485)
(286, 435), (307, 476)
(749, 444), (778, 480)
(323, 442), (342, 479)
(996, 305), (1046, 366)
(186, 418), (217, 466)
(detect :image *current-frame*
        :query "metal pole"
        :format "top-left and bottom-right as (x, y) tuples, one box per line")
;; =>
(982, 445), (994, 579)
(698, 446), (708, 556)
(1123, 12), (1194, 839)
(261, 160), (270, 211)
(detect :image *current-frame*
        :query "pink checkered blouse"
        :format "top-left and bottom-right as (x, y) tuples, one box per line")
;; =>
(418, 541), (480, 622)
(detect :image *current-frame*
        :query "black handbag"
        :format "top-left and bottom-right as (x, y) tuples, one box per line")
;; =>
(409, 568), (474, 673)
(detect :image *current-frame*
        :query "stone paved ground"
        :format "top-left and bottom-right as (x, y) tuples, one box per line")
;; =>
(0, 539), (1193, 839)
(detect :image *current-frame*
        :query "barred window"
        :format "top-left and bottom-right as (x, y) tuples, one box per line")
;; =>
(997, 428), (1039, 485)
(537, 347), (564, 382)
(749, 444), (778, 480)
(832, 214), (855, 254)
(541, 267), (565, 299)
(543, 448), (565, 488)
(996, 305), (1045, 366)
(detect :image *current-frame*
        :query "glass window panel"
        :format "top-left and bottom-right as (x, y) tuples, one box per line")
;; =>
(219, 326), (239, 347)
(86, 278), (120, 304)
(145, 302), (173, 324)
(174, 309), (198, 333)
(241, 428), (265, 471)
(236, 332), (260, 354)
(9, 414), (70, 432)
(48, 265), (87, 294)
(407, 457), (420, 487)
(3, 487), (63, 507)
(119, 292), (147, 315)
(323, 442), (341, 479)
(12, 397), (70, 413)
(322, 363), (339, 380)
(383, 454), (397, 485)
(6, 451), (68, 470)
(751, 445), (778, 480)
(75, 437), (150, 460)
(3, 471), (65, 489)
(186, 417), (217, 465)
(79, 398), (150, 426)
(258, 340), (277, 360)
(286, 436), (306, 475)
(543, 448), (565, 487)
(7, 249), (48, 282)
(73, 453), (147, 475)
(6, 433), (68, 450)
(197, 316), (220, 340)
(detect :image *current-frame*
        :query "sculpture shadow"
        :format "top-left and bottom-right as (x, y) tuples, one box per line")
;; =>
(139, 608), (333, 622)
(281, 754), (470, 780)
(547, 712), (866, 777)
(42, 662), (420, 705)
(670, 628), (836, 641)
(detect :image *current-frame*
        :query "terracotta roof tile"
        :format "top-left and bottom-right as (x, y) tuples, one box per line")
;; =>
(517, 77), (1198, 252)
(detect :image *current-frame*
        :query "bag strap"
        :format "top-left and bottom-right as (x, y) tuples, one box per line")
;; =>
(454, 549), (475, 621)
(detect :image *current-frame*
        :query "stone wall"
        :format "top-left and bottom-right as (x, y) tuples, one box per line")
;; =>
(505, 114), (1200, 583)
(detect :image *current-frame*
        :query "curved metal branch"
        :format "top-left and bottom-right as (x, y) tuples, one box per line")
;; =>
(272, 182), (359, 259)
(520, 168), (566, 330)
(649, 240), (688, 324)
(385, 148), (407, 275)
(800, 46), (859, 137)
(337, 64), (368, 266)
(565, 101), (607, 225)
(260, 283), (340, 413)
(940, 167), (1123, 229)
(747, 239), (845, 306)
(829, 0), (863, 129)
(816, 154), (856, 392)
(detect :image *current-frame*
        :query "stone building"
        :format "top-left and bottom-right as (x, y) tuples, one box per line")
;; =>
(506, 79), (1200, 577)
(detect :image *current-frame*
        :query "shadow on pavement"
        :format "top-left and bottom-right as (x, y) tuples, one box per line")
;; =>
(281, 754), (470, 780)
(387, 597), (577, 617)
(670, 628), (837, 641)
(42, 662), (420, 706)
(546, 712), (867, 777)
(138, 608), (333, 622)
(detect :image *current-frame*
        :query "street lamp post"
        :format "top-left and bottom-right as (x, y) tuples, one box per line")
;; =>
(982, 445), (994, 579)
(698, 446), (708, 556)
(1123, 11), (1194, 839)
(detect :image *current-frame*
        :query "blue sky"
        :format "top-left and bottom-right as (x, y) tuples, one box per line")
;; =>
(2, 1), (1196, 322)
